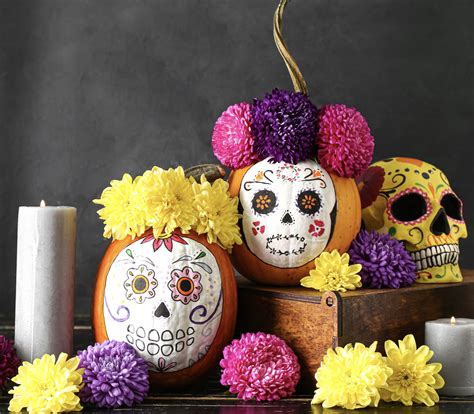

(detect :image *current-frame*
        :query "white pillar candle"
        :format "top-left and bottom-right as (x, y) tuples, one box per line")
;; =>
(425, 317), (474, 396)
(15, 201), (76, 361)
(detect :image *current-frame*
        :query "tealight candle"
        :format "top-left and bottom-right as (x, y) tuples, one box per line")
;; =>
(425, 317), (474, 396)
(15, 201), (76, 361)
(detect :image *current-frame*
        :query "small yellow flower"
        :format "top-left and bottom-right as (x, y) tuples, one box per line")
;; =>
(300, 250), (362, 292)
(312, 342), (392, 410)
(192, 176), (242, 250)
(139, 166), (197, 238)
(381, 334), (445, 406)
(94, 173), (148, 240)
(9, 353), (84, 413)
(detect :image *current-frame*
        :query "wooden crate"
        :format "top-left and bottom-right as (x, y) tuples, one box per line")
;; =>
(236, 270), (474, 391)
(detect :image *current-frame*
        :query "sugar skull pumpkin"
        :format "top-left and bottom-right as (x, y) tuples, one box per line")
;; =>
(228, 157), (362, 285)
(92, 166), (239, 388)
(359, 157), (467, 283)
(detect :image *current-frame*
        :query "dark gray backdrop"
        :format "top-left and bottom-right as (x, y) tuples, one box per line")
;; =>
(1, 0), (472, 319)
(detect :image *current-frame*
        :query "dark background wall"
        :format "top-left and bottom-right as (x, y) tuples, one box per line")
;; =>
(0, 0), (472, 319)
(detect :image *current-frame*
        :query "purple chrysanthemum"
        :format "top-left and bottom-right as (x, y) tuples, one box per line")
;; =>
(78, 340), (149, 408)
(220, 332), (300, 401)
(251, 89), (317, 164)
(349, 230), (417, 288)
(0, 336), (21, 390)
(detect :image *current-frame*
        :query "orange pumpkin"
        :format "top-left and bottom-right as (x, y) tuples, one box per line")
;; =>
(92, 229), (237, 388)
(228, 158), (361, 285)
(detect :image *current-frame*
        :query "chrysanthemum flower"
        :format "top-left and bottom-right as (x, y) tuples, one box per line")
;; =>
(381, 334), (444, 406)
(349, 230), (417, 289)
(191, 177), (242, 250)
(220, 332), (300, 401)
(0, 336), (21, 391)
(139, 166), (197, 238)
(8, 353), (83, 413)
(312, 342), (392, 409)
(212, 102), (259, 169)
(300, 250), (362, 292)
(78, 341), (149, 408)
(94, 173), (148, 240)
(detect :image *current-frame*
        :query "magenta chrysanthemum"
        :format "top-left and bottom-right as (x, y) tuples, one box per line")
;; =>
(0, 336), (21, 390)
(78, 340), (149, 408)
(251, 89), (317, 164)
(220, 332), (300, 401)
(212, 102), (259, 169)
(349, 230), (417, 288)
(316, 104), (375, 178)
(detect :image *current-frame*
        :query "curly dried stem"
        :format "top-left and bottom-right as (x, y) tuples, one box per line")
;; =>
(273, 0), (309, 95)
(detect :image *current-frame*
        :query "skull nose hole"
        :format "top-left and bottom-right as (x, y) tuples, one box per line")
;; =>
(154, 302), (170, 319)
(430, 208), (451, 236)
(281, 211), (294, 225)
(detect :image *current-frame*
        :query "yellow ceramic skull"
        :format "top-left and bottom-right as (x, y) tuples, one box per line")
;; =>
(359, 157), (467, 283)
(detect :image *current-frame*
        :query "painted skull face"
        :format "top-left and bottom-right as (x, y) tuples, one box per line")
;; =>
(360, 157), (468, 283)
(103, 234), (223, 372)
(239, 157), (336, 268)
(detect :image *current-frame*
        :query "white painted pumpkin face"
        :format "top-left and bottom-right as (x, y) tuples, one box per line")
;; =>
(103, 234), (223, 373)
(239, 157), (336, 268)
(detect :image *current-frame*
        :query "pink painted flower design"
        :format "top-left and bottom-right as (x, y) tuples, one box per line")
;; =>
(168, 266), (202, 305)
(309, 220), (325, 237)
(141, 233), (187, 252)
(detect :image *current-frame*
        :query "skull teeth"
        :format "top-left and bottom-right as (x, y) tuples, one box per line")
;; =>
(125, 325), (195, 357)
(266, 233), (307, 256)
(410, 244), (459, 271)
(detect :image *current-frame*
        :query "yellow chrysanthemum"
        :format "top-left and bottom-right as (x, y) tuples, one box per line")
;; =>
(312, 342), (392, 410)
(139, 166), (196, 238)
(191, 177), (242, 250)
(9, 353), (84, 413)
(93, 173), (147, 240)
(300, 250), (362, 292)
(381, 334), (445, 406)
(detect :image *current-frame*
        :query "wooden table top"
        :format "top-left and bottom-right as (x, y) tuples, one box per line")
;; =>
(1, 319), (473, 413)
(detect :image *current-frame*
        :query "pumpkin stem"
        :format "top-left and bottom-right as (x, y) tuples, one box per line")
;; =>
(273, 0), (309, 95)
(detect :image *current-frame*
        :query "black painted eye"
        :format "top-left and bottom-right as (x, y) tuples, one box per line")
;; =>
(441, 192), (463, 221)
(297, 190), (321, 215)
(391, 192), (427, 222)
(252, 190), (277, 215)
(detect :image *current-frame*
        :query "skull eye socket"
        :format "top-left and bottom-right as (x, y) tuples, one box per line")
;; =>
(132, 275), (149, 294)
(390, 192), (427, 222)
(297, 190), (321, 215)
(441, 192), (463, 221)
(252, 190), (277, 215)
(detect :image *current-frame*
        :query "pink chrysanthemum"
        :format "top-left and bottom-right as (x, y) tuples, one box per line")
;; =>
(212, 102), (259, 169)
(316, 104), (375, 178)
(220, 332), (300, 401)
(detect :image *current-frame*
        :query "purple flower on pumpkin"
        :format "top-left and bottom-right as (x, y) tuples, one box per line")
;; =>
(0, 336), (21, 391)
(141, 233), (187, 252)
(78, 340), (149, 408)
(220, 332), (300, 401)
(349, 230), (417, 288)
(251, 89), (317, 164)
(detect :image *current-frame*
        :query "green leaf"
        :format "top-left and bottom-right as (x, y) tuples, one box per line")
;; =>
(195, 251), (206, 259)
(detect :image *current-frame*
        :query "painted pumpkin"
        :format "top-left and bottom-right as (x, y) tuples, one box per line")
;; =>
(228, 157), (361, 285)
(92, 229), (237, 388)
